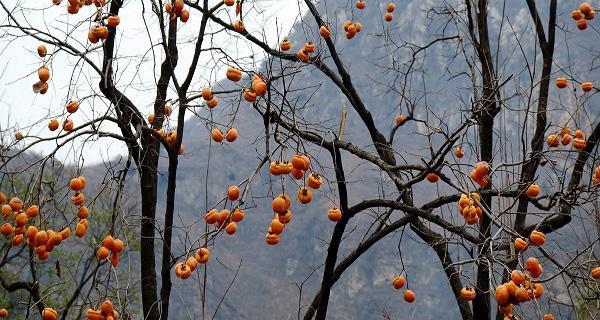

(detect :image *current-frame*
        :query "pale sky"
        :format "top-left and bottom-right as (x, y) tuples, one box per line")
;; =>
(0, 0), (303, 164)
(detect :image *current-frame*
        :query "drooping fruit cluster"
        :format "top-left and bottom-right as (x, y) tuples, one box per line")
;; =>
(384, 3), (396, 22)
(546, 127), (586, 150)
(204, 207), (245, 235)
(343, 20), (362, 39)
(201, 87), (219, 109)
(242, 74), (268, 102)
(86, 299), (120, 319)
(457, 192), (482, 225)
(265, 194), (292, 245)
(165, 0), (190, 23)
(211, 127), (238, 143)
(495, 266), (545, 317)
(391, 275), (415, 303)
(571, 2), (596, 31)
(27, 225), (70, 260)
(97, 235), (125, 267)
(174, 247), (209, 279)
(265, 154), (324, 243)
(470, 161), (490, 187)
(69, 176), (90, 237)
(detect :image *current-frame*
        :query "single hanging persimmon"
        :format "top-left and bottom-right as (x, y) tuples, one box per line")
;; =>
(14, 131), (23, 140)
(226, 67), (243, 82)
(319, 25), (331, 38)
(201, 87), (212, 100)
(37, 44), (47, 57)
(572, 10), (584, 20)
(0, 308), (7, 317)
(392, 275), (405, 289)
(66, 100), (78, 113)
(270, 218), (285, 234)
(280, 39), (292, 51)
(526, 184), (540, 197)
(180, 10), (190, 22)
(307, 173), (323, 189)
(580, 2), (592, 15)
(272, 196), (288, 214)
(42, 307), (57, 320)
(107, 15), (120, 27)
(555, 77), (567, 88)
(211, 128), (224, 142)
(195, 247), (209, 263)
(543, 314), (555, 320)
(514, 237), (528, 252)
(591, 266), (600, 279)
(225, 128), (238, 142)
(573, 137), (586, 150)
(225, 0), (234, 6)
(460, 287), (476, 301)
(354, 22), (363, 32)
(253, 79), (267, 96)
(63, 119), (74, 131)
(577, 19), (588, 30)
(38, 66), (50, 82)
(231, 208), (244, 222)
(277, 210), (293, 224)
(297, 187), (313, 204)
(303, 42), (316, 54)
(97, 246), (109, 260)
(387, 3), (396, 12)
(356, 0), (365, 9)
(174, 0), (184, 11)
(495, 284), (510, 305)
(327, 207), (342, 222)
(529, 230), (545, 246)
(244, 89), (257, 102)
(291, 168), (304, 180)
(561, 133), (572, 145)
(511, 270), (525, 285)
(403, 290), (415, 303)
(454, 147), (464, 158)
(426, 172), (439, 183)
(581, 81), (593, 92)
(346, 24), (357, 39)
(48, 119), (59, 131)
(225, 221), (237, 234)
(265, 233), (280, 245)
(227, 185), (240, 201)
(207, 96), (218, 109)
(546, 134), (559, 147)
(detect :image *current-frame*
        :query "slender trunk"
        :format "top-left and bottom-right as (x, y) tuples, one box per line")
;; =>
(160, 154), (178, 319)
(140, 136), (161, 320)
(312, 145), (349, 320)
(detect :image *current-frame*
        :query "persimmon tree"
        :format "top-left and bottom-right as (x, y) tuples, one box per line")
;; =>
(1, 0), (600, 320)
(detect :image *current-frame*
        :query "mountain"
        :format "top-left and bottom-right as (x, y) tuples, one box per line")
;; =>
(154, 1), (600, 319)
(3, 1), (598, 319)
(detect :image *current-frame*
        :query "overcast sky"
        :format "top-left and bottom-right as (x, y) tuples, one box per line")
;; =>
(0, 0), (302, 165)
